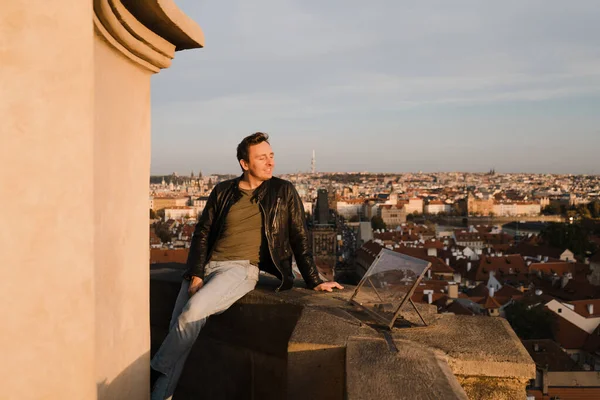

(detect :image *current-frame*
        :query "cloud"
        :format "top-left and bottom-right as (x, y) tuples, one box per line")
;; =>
(150, 0), (600, 174)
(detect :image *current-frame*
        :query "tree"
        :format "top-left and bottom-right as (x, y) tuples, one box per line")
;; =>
(542, 203), (561, 215)
(540, 222), (593, 258)
(150, 209), (157, 219)
(371, 216), (386, 230)
(349, 215), (360, 223)
(452, 202), (465, 216)
(589, 200), (600, 219)
(577, 204), (591, 219)
(157, 209), (165, 220)
(153, 223), (172, 244)
(504, 302), (556, 340)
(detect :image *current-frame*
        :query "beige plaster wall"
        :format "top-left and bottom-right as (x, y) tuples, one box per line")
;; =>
(0, 2), (96, 400)
(1, 2), (202, 398)
(94, 37), (152, 400)
(547, 371), (600, 386)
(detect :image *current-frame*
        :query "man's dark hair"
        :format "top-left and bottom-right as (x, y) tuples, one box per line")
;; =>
(237, 132), (270, 170)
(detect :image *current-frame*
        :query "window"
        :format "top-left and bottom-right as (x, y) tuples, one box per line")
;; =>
(558, 308), (562, 313)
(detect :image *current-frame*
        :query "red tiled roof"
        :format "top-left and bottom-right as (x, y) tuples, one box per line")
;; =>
(530, 262), (590, 278)
(422, 239), (445, 249)
(553, 312), (589, 349)
(428, 200), (445, 205)
(522, 339), (581, 371)
(467, 283), (490, 297)
(413, 280), (453, 293)
(355, 240), (383, 265)
(478, 295), (502, 309)
(470, 225), (495, 233)
(394, 246), (455, 274)
(454, 232), (484, 241)
(510, 243), (569, 259)
(338, 198), (365, 204)
(495, 285), (523, 299)
(568, 299), (600, 318)
(473, 255), (528, 281)
(411, 292), (447, 304)
(482, 233), (513, 245)
(453, 258), (479, 278)
(150, 249), (189, 264)
(444, 301), (476, 316)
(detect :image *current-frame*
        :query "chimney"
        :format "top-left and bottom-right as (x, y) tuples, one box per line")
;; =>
(588, 304), (594, 315)
(561, 274), (571, 288)
(423, 290), (434, 304)
(467, 262), (472, 272)
(448, 284), (458, 299)
(489, 287), (495, 297)
(427, 247), (437, 257)
(427, 270), (432, 279)
(445, 258), (450, 266)
(453, 273), (462, 283)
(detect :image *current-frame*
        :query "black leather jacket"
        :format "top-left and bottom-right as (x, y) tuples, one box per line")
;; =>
(184, 176), (323, 291)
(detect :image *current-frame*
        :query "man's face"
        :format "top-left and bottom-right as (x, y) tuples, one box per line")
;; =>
(242, 141), (275, 181)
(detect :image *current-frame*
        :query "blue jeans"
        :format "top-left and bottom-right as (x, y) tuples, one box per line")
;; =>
(151, 260), (259, 400)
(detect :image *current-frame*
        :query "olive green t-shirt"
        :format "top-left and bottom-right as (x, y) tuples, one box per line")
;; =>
(210, 188), (263, 265)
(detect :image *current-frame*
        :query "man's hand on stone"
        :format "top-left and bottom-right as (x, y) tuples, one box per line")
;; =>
(188, 276), (204, 297)
(313, 282), (344, 292)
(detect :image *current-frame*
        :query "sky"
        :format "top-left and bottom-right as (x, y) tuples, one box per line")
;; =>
(151, 0), (600, 176)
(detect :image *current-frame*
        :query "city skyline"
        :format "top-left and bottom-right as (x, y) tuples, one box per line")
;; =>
(150, 0), (600, 176)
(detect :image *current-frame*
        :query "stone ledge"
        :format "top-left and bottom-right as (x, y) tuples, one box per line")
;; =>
(346, 337), (469, 400)
(390, 315), (536, 380)
(150, 268), (536, 399)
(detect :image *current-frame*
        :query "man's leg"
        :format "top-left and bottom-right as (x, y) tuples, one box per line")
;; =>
(149, 278), (192, 392)
(168, 280), (193, 331)
(150, 260), (259, 400)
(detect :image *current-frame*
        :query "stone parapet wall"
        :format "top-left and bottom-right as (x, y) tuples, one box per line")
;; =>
(150, 268), (536, 399)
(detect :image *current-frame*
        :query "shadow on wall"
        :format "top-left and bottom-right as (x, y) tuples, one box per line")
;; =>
(96, 351), (150, 400)
(150, 275), (309, 400)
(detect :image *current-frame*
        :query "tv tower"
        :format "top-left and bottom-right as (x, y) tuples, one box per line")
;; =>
(311, 149), (316, 174)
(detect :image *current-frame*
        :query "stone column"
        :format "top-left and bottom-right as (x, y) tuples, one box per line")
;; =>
(0, 1), (203, 399)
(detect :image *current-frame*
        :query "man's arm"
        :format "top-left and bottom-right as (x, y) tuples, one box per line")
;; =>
(186, 187), (219, 282)
(287, 183), (322, 289)
(287, 183), (342, 292)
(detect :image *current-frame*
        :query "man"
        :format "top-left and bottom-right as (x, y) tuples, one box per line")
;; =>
(150, 132), (343, 399)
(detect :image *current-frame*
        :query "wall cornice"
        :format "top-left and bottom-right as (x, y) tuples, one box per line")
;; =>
(94, 0), (204, 72)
